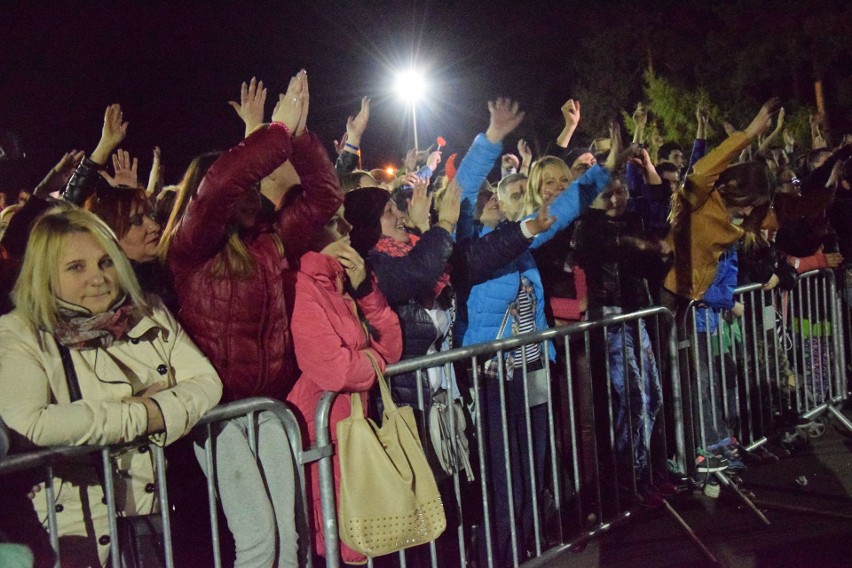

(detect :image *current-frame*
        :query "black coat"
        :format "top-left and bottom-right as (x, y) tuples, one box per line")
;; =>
(573, 209), (668, 312)
(369, 221), (532, 407)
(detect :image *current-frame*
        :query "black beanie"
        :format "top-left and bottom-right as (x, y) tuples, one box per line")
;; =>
(344, 187), (390, 256)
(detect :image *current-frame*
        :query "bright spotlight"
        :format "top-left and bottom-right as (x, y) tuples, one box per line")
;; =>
(394, 69), (426, 103)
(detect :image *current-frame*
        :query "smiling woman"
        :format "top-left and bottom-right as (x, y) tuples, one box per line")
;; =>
(0, 208), (222, 567)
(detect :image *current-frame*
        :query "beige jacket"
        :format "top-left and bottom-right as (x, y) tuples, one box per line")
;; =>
(0, 297), (222, 566)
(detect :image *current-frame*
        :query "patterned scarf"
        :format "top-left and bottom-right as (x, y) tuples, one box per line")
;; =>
(53, 295), (137, 349)
(373, 234), (452, 297)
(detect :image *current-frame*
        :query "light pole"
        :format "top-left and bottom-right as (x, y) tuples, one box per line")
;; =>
(394, 69), (426, 151)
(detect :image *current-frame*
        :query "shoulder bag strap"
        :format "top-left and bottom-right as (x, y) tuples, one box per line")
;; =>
(54, 338), (83, 402)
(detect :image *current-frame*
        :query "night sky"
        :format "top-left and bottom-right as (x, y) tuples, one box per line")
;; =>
(1, 1), (850, 192)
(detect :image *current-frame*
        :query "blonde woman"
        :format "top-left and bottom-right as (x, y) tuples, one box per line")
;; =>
(0, 208), (222, 567)
(523, 155), (574, 216)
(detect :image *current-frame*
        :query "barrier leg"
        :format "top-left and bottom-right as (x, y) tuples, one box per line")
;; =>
(714, 471), (770, 526)
(659, 499), (719, 565)
(827, 404), (852, 434)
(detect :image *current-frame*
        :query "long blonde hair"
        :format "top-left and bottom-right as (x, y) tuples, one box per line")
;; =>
(12, 208), (148, 332)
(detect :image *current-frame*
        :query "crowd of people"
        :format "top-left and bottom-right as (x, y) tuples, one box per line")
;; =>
(1, 66), (851, 568)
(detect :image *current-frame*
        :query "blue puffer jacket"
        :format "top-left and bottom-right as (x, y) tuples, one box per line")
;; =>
(456, 133), (611, 353)
(695, 247), (738, 334)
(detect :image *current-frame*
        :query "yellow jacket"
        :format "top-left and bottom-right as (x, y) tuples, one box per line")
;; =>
(664, 132), (750, 300)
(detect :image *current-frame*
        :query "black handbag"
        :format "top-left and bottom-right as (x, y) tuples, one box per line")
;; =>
(116, 515), (165, 568)
(55, 339), (166, 568)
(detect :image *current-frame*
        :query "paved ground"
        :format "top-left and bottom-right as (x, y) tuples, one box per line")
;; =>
(553, 408), (852, 568)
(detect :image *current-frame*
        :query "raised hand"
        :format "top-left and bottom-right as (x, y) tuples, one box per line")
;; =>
(783, 129), (795, 150)
(696, 103), (709, 140)
(229, 77), (267, 137)
(485, 98), (525, 143)
(34, 149), (85, 196)
(407, 182), (433, 233)
(403, 148), (418, 172)
(426, 149), (442, 171)
(272, 69), (307, 133)
(745, 97), (782, 139)
(633, 103), (648, 130)
(295, 71), (310, 136)
(604, 120), (628, 172)
(147, 146), (164, 196)
(502, 153), (520, 172)
(333, 132), (349, 156)
(101, 149), (139, 187)
(696, 103), (709, 128)
(526, 200), (555, 235)
(517, 139), (533, 165)
(561, 98), (581, 132)
(91, 104), (129, 165)
(437, 180), (461, 230)
(54, 150), (85, 183)
(345, 96), (371, 148)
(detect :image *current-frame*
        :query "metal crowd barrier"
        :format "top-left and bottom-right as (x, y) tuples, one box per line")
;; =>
(0, 397), (311, 568)
(314, 306), (694, 568)
(679, 268), (852, 527)
(683, 269), (852, 468)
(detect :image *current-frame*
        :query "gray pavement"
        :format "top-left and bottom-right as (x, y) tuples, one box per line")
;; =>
(553, 411), (852, 568)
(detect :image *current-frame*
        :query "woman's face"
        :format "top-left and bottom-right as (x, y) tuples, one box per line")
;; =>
(379, 199), (409, 243)
(234, 191), (262, 231)
(314, 205), (353, 250)
(602, 181), (629, 217)
(570, 153), (597, 177)
(118, 204), (161, 263)
(726, 204), (755, 226)
(539, 164), (572, 205)
(56, 232), (121, 313)
(480, 192), (502, 228)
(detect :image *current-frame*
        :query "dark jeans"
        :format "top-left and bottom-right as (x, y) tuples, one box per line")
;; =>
(478, 372), (547, 568)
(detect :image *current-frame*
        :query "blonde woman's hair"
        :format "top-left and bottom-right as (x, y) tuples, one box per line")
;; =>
(12, 207), (148, 332)
(523, 156), (573, 216)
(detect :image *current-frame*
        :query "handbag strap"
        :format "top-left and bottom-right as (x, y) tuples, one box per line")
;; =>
(54, 338), (83, 402)
(53, 337), (111, 488)
(495, 303), (513, 341)
(357, 350), (396, 417)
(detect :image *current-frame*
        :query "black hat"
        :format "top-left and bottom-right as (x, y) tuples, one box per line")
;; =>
(344, 187), (390, 256)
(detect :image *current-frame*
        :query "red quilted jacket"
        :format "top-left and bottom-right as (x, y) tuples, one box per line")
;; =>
(168, 123), (343, 402)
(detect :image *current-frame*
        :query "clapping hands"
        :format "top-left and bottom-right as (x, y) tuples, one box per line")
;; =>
(229, 76), (267, 137)
(272, 69), (309, 135)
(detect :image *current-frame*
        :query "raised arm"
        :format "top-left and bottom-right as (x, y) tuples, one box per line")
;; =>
(169, 123), (293, 265)
(632, 103), (647, 145)
(556, 99), (581, 148)
(686, 104), (709, 172)
(63, 104), (128, 204)
(335, 96), (370, 176)
(686, 97), (781, 206)
(278, 72), (345, 265)
(456, 98), (525, 240)
(34, 150), (84, 197)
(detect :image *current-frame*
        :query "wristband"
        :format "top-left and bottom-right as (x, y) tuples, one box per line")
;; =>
(344, 142), (360, 152)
